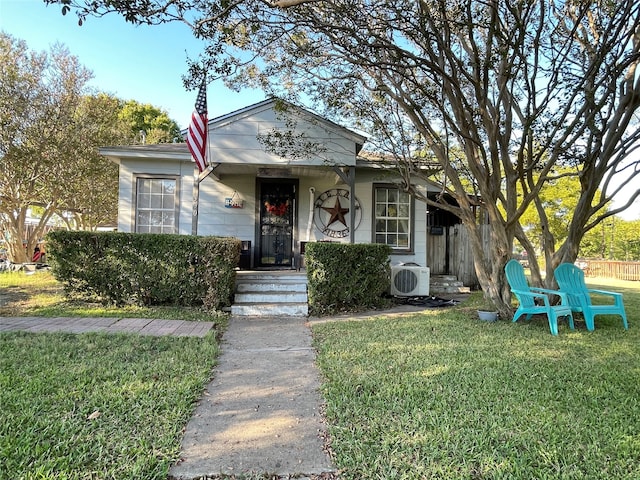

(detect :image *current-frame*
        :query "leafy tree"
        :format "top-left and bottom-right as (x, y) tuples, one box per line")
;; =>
(517, 167), (592, 253)
(613, 219), (640, 261)
(119, 100), (183, 144)
(1, 32), (185, 262)
(1, 33), (93, 262)
(56, 93), (128, 231)
(580, 217), (640, 261)
(48, 0), (640, 315)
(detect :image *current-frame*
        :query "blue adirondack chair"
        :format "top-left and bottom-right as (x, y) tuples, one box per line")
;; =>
(554, 263), (628, 331)
(505, 259), (574, 336)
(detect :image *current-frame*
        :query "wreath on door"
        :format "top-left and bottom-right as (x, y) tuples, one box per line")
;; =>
(264, 199), (290, 216)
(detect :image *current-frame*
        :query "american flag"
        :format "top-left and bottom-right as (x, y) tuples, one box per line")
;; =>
(186, 83), (208, 172)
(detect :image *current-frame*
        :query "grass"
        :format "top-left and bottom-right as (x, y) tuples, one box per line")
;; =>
(3, 270), (640, 479)
(0, 270), (223, 480)
(0, 270), (224, 322)
(0, 332), (219, 480)
(312, 278), (640, 479)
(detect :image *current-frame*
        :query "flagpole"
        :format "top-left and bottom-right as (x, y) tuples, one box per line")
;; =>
(192, 164), (215, 235)
(192, 168), (200, 235)
(186, 79), (209, 236)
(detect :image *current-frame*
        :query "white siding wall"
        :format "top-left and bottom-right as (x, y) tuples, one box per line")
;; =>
(117, 165), (132, 233)
(209, 106), (359, 167)
(192, 174), (256, 239)
(116, 159), (184, 233)
(116, 160), (428, 268)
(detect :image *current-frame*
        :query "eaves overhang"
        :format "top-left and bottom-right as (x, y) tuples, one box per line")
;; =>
(99, 144), (191, 162)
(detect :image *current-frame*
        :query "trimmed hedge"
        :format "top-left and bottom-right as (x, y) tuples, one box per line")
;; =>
(305, 242), (392, 315)
(46, 231), (240, 310)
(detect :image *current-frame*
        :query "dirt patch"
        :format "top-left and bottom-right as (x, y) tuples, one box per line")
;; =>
(0, 286), (32, 315)
(0, 279), (64, 316)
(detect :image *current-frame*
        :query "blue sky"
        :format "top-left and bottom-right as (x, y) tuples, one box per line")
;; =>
(0, 0), (266, 128)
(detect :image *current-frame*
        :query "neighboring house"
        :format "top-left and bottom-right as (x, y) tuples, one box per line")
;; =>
(100, 98), (471, 285)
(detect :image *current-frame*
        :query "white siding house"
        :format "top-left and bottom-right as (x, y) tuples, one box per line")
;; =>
(100, 98), (446, 272)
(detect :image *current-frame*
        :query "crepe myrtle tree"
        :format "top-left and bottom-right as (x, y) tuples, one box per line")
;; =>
(0, 34), (96, 262)
(48, 0), (640, 314)
(0, 34), (181, 261)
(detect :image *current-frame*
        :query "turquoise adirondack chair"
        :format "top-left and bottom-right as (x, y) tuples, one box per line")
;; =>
(505, 259), (574, 336)
(554, 263), (628, 331)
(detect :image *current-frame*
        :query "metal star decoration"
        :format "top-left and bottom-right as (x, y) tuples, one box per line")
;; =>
(321, 197), (349, 227)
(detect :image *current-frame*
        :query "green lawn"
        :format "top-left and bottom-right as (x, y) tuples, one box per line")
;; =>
(0, 332), (219, 480)
(0, 270), (224, 323)
(2, 270), (639, 479)
(0, 270), (222, 480)
(313, 279), (640, 479)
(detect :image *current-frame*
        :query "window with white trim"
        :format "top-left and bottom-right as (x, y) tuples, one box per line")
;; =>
(135, 178), (177, 233)
(374, 185), (412, 250)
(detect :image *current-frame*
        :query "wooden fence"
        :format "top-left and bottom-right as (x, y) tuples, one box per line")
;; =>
(584, 260), (640, 281)
(427, 224), (491, 288)
(427, 226), (640, 286)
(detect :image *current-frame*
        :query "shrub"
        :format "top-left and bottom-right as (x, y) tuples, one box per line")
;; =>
(306, 242), (392, 315)
(45, 231), (240, 310)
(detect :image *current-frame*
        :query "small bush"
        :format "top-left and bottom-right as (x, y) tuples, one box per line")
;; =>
(306, 242), (392, 315)
(46, 231), (240, 310)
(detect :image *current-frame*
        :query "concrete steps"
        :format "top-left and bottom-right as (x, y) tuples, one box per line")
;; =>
(429, 274), (471, 295)
(231, 271), (309, 317)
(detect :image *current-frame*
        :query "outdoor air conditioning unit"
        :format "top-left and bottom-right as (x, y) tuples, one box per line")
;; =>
(390, 265), (430, 296)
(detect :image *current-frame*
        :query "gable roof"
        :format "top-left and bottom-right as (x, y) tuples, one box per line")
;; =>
(103, 98), (367, 165)
(205, 98), (367, 153)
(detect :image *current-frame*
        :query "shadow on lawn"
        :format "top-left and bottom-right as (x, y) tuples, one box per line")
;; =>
(1, 286), (39, 315)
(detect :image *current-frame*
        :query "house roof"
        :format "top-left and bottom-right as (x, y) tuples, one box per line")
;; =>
(357, 151), (441, 175)
(102, 98), (367, 164)
(99, 143), (190, 161)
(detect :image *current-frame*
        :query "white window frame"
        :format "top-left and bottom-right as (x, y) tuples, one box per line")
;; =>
(373, 184), (414, 252)
(134, 176), (179, 234)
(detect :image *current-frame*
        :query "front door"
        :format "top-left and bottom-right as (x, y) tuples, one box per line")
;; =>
(258, 179), (297, 268)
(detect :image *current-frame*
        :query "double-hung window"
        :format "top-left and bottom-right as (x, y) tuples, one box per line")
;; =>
(374, 185), (412, 251)
(135, 177), (178, 233)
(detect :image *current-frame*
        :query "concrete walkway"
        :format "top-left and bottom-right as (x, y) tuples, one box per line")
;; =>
(169, 315), (335, 479)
